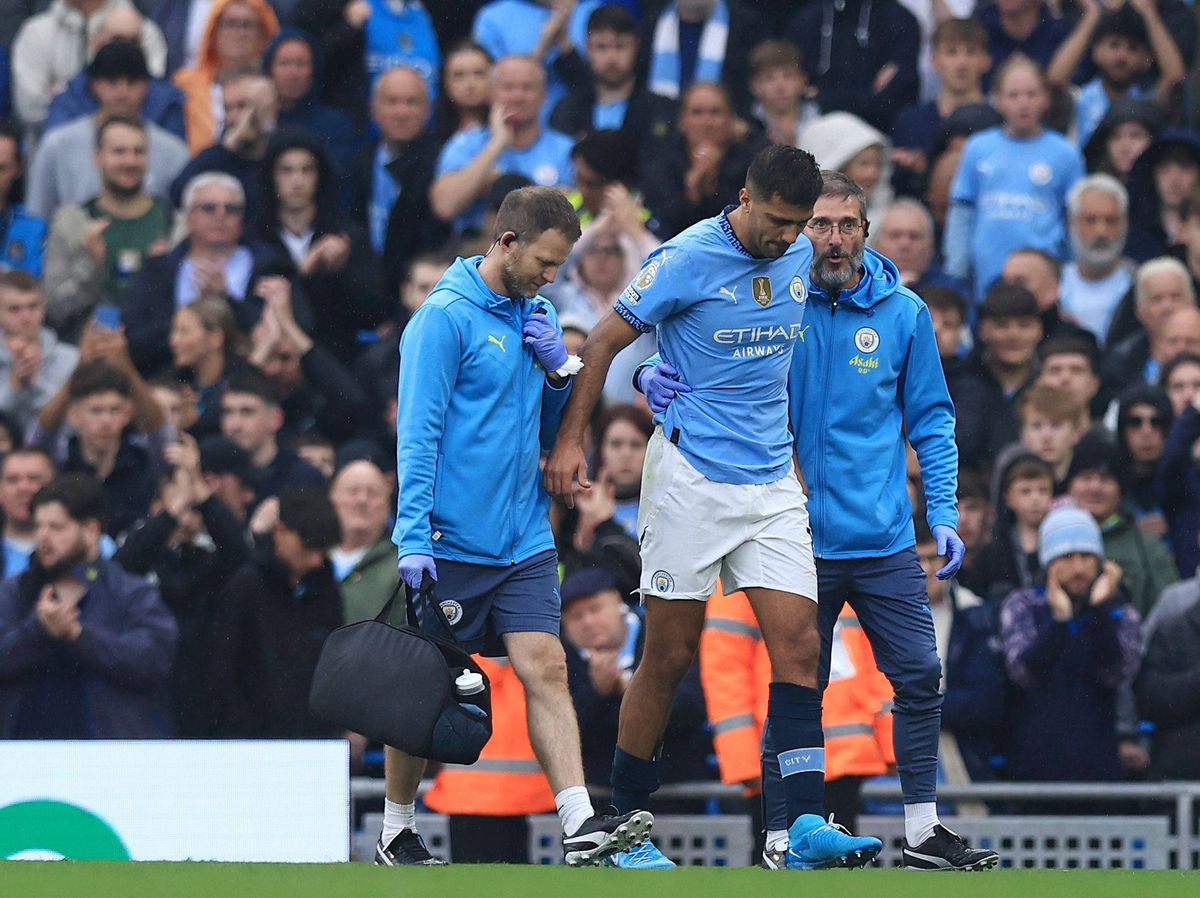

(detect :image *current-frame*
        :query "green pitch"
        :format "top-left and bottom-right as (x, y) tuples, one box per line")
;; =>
(1, 862), (1197, 898)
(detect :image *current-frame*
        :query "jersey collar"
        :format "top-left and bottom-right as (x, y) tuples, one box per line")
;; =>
(719, 205), (753, 259)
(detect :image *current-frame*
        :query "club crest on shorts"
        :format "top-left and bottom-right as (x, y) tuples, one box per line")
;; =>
(854, 327), (880, 353)
(439, 600), (464, 626)
(789, 276), (806, 303)
(752, 276), (773, 306)
(651, 570), (675, 593)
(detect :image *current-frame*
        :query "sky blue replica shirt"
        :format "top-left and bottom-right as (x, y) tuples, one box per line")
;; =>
(364, 0), (440, 98)
(949, 126), (1083, 298)
(613, 209), (813, 485)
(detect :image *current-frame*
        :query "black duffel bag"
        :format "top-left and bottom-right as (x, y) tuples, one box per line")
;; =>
(308, 580), (492, 764)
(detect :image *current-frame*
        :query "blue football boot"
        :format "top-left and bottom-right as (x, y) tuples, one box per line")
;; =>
(601, 838), (676, 868)
(786, 814), (883, 870)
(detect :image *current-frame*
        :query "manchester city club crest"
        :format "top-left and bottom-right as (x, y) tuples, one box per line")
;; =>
(439, 600), (464, 626)
(651, 570), (675, 593)
(854, 327), (880, 353)
(752, 276), (773, 306)
(789, 275), (806, 303)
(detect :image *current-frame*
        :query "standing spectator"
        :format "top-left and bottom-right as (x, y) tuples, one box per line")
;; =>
(1115, 384), (1173, 536)
(970, 453), (1055, 603)
(639, 81), (767, 239)
(25, 41), (190, 222)
(168, 297), (249, 439)
(976, 0), (1072, 86)
(328, 458), (396, 624)
(431, 56), (576, 233)
(800, 112), (892, 224)
(1083, 97), (1161, 184)
(1159, 380), (1200, 576)
(43, 116), (174, 339)
(785, 0), (919, 132)
(743, 39), (820, 149)
(1017, 384), (1088, 489)
(944, 56), (1084, 301)
(173, 0), (278, 154)
(999, 503), (1141, 782)
(873, 200), (954, 290)
(0, 473), (177, 738)
(1136, 589), (1200, 780)
(0, 125), (47, 279)
(211, 486), (342, 737)
(115, 432), (247, 736)
(1059, 174), (1133, 346)
(1001, 248), (1096, 345)
(1125, 129), (1200, 263)
(198, 434), (259, 527)
(12, 0), (168, 135)
(1065, 431), (1177, 617)
(1036, 336), (1102, 423)
(0, 272), (80, 435)
(924, 286), (968, 361)
(551, 4), (676, 156)
(433, 40), (492, 144)
(349, 66), (448, 298)
(1161, 352), (1200, 417)
(0, 448), (56, 578)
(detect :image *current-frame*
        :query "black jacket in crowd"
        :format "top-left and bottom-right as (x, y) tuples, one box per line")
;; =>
(277, 343), (370, 446)
(549, 85), (677, 160)
(1136, 596), (1200, 780)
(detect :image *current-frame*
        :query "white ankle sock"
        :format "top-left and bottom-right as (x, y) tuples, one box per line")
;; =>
(382, 799), (416, 845)
(766, 829), (789, 852)
(904, 802), (939, 846)
(556, 786), (594, 836)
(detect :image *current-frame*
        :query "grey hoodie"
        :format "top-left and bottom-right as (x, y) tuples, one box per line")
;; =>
(0, 326), (80, 433)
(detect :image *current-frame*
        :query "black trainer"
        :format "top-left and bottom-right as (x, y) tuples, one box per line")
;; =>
(760, 845), (787, 870)
(562, 808), (654, 866)
(374, 829), (447, 866)
(903, 824), (999, 871)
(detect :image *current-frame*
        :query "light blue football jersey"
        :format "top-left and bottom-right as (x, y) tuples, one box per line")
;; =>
(613, 208), (812, 485)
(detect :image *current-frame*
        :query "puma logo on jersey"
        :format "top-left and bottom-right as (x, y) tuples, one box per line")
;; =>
(488, 334), (507, 352)
(719, 285), (739, 304)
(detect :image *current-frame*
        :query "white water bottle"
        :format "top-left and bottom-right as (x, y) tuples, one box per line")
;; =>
(455, 669), (487, 719)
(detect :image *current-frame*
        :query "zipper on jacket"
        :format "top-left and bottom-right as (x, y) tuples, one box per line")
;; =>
(815, 296), (839, 557)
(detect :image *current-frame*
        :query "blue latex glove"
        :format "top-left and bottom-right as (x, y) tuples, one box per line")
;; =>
(398, 554), (437, 590)
(932, 525), (965, 580)
(636, 361), (693, 415)
(522, 314), (568, 372)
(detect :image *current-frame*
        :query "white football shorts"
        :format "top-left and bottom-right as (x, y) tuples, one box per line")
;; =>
(636, 428), (818, 603)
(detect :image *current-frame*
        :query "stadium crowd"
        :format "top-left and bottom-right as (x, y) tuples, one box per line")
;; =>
(0, 0), (1199, 863)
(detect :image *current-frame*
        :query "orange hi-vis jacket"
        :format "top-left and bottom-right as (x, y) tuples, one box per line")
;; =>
(423, 656), (556, 816)
(699, 585), (895, 791)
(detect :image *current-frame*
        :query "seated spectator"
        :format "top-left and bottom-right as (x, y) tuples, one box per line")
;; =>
(800, 112), (892, 223)
(1159, 374), (1200, 576)
(349, 66), (448, 298)
(173, 0), (279, 154)
(1126, 128), (1200, 263)
(1137, 587), (1200, 781)
(1068, 431), (1177, 617)
(0, 448), (56, 578)
(925, 286), (967, 362)
(1036, 336), (1101, 423)
(0, 125), (46, 279)
(13, 0), (168, 135)
(955, 466), (996, 596)
(971, 453), (1055, 603)
(947, 284), (1042, 469)
(168, 296), (250, 439)
(999, 503), (1141, 782)
(198, 434), (259, 526)
(944, 56), (1084, 301)
(149, 374), (198, 434)
(247, 279), (367, 445)
(915, 519), (1007, 782)
(551, 5), (676, 155)
(30, 351), (168, 539)
(1060, 175), (1134, 346)
(786, 0), (918, 132)
(43, 116), (174, 339)
(431, 55), (576, 233)
(1017, 384), (1088, 489)
(1115, 384), (1173, 537)
(294, 432), (335, 479)
(43, 10), (185, 140)
(0, 473), (177, 738)
(1101, 257), (1197, 402)
(124, 172), (309, 375)
(219, 367), (326, 505)
(1161, 351), (1200, 416)
(1083, 97), (1161, 184)
(115, 432), (247, 736)
(0, 272), (80, 434)
(976, 0), (1072, 87)
(640, 80), (767, 240)
(1001, 248), (1095, 345)
(891, 20), (991, 200)
(1047, 3), (1183, 149)
(258, 131), (386, 363)
(211, 486), (342, 737)
(26, 41), (189, 224)
(433, 40), (492, 144)
(329, 458), (397, 623)
(744, 38), (819, 148)
(873, 200), (955, 291)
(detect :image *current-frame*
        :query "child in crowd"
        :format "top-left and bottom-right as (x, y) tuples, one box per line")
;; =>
(1017, 383), (1089, 490)
(747, 39), (821, 147)
(972, 454), (1056, 602)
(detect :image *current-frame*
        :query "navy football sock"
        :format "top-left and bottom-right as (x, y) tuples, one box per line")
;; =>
(610, 746), (659, 815)
(765, 681), (825, 824)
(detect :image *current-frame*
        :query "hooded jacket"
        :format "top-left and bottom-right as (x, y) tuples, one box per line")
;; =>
(799, 112), (894, 224)
(173, 0), (279, 153)
(1125, 128), (1200, 263)
(43, 71), (185, 141)
(392, 256), (572, 565)
(790, 248), (958, 558)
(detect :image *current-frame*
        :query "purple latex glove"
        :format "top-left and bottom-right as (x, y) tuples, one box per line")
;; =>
(636, 361), (693, 415)
(522, 314), (568, 372)
(932, 525), (965, 579)
(398, 554), (437, 590)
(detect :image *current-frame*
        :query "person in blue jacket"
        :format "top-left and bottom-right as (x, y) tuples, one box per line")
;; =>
(637, 171), (1001, 871)
(0, 124), (46, 278)
(388, 185), (652, 869)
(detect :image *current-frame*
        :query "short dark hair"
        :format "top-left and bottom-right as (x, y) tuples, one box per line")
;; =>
(957, 466), (988, 502)
(748, 39), (805, 78)
(922, 286), (967, 321)
(294, 432), (333, 452)
(1093, 6), (1149, 50)
(571, 129), (640, 189)
(1160, 351), (1200, 390)
(1038, 335), (1099, 373)
(1002, 455), (1056, 493)
(67, 359), (132, 402)
(0, 269), (41, 294)
(1, 446), (53, 476)
(587, 3), (636, 36)
(224, 367), (282, 407)
(932, 18), (987, 51)
(493, 185), (582, 244)
(980, 282), (1040, 320)
(95, 115), (146, 150)
(278, 487), (341, 551)
(32, 473), (106, 526)
(745, 145), (822, 209)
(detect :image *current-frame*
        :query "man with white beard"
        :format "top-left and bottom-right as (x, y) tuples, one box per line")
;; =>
(1059, 174), (1134, 347)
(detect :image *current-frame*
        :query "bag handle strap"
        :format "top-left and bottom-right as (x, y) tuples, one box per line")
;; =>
(376, 574), (466, 649)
